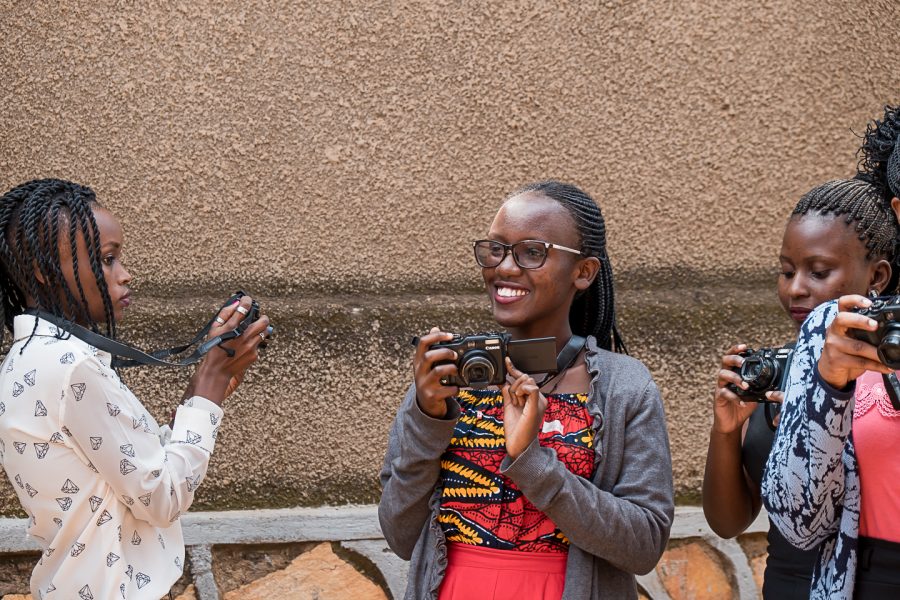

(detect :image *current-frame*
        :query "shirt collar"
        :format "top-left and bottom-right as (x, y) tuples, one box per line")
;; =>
(12, 313), (113, 366)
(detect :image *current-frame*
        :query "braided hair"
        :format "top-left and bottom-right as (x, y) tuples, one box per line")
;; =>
(0, 179), (116, 349)
(857, 104), (900, 203)
(791, 178), (900, 291)
(512, 180), (626, 353)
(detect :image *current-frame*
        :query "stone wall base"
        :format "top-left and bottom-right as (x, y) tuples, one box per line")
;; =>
(0, 506), (772, 599)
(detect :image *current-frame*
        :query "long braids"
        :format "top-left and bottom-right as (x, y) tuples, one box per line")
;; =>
(0, 179), (116, 349)
(855, 104), (900, 292)
(792, 178), (899, 290)
(513, 180), (627, 353)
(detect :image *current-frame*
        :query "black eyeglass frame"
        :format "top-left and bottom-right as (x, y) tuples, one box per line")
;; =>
(472, 239), (584, 270)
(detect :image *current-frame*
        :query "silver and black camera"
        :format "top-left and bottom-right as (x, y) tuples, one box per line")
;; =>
(431, 333), (557, 388)
(849, 294), (900, 369)
(727, 346), (793, 402)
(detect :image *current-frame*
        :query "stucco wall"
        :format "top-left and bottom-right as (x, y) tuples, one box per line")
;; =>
(1, 1), (899, 513)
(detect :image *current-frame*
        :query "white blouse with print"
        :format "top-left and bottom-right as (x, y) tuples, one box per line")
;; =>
(0, 315), (224, 600)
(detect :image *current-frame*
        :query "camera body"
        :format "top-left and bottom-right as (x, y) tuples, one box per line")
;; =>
(727, 346), (793, 402)
(224, 291), (274, 343)
(432, 333), (557, 388)
(849, 295), (900, 369)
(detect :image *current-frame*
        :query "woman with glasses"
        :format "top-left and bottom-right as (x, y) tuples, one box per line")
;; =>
(379, 180), (674, 600)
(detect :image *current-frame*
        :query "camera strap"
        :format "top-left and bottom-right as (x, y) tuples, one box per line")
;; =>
(557, 335), (586, 374)
(24, 309), (239, 369)
(538, 334), (586, 391)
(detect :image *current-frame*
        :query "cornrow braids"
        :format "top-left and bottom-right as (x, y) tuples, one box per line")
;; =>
(857, 103), (900, 203)
(0, 179), (115, 350)
(513, 180), (627, 353)
(792, 178), (900, 292)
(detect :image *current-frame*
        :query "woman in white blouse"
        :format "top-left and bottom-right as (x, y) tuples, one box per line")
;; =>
(0, 179), (270, 599)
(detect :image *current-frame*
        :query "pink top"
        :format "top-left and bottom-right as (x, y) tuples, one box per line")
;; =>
(853, 370), (900, 543)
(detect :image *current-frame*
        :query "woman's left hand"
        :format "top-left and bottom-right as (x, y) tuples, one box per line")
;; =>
(502, 358), (548, 460)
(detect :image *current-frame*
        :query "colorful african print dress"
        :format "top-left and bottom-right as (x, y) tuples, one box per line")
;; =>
(438, 389), (595, 552)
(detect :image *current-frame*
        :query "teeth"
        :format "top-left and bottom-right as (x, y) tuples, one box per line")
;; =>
(497, 287), (527, 298)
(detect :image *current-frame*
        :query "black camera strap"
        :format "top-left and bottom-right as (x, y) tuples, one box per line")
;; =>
(538, 335), (586, 391)
(24, 309), (239, 369)
(556, 335), (586, 374)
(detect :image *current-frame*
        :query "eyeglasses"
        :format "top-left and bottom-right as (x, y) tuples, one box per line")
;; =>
(472, 239), (583, 270)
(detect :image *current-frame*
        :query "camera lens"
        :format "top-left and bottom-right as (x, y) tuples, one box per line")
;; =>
(879, 328), (900, 369)
(459, 351), (496, 388)
(741, 356), (778, 391)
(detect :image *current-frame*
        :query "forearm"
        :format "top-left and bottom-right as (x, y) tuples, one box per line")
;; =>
(378, 385), (458, 558)
(702, 429), (759, 538)
(763, 302), (850, 548)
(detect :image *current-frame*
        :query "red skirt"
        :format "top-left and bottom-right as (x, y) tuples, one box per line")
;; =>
(437, 543), (567, 600)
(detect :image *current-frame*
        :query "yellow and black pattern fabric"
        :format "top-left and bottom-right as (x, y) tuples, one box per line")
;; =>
(438, 388), (595, 553)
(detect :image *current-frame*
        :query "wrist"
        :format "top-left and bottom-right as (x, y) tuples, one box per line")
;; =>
(417, 396), (449, 419)
(191, 365), (231, 405)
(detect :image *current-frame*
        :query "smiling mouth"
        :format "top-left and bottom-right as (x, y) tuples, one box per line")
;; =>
(496, 286), (528, 298)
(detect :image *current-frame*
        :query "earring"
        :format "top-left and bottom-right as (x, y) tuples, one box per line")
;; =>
(869, 289), (880, 299)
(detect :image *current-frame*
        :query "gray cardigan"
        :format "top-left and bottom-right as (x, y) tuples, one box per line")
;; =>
(378, 336), (674, 599)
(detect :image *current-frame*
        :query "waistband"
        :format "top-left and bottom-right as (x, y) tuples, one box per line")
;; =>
(858, 535), (900, 571)
(446, 542), (568, 573)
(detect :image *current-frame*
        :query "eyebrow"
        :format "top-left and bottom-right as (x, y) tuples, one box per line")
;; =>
(779, 254), (838, 263)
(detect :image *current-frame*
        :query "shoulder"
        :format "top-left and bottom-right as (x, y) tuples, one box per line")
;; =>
(585, 336), (654, 388)
(585, 336), (661, 417)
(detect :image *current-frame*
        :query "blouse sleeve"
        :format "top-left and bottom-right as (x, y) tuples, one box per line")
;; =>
(761, 301), (853, 550)
(378, 384), (460, 560)
(500, 378), (674, 575)
(60, 354), (223, 528)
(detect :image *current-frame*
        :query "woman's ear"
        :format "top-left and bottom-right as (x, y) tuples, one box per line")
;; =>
(869, 258), (892, 295)
(574, 256), (601, 291)
(33, 260), (45, 285)
(891, 197), (900, 225)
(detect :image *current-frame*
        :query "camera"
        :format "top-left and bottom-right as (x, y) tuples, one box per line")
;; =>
(224, 291), (274, 344)
(848, 294), (900, 369)
(431, 333), (557, 388)
(727, 346), (793, 402)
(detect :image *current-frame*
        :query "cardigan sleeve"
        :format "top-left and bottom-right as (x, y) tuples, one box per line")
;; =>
(761, 301), (855, 550)
(378, 384), (460, 560)
(500, 376), (674, 575)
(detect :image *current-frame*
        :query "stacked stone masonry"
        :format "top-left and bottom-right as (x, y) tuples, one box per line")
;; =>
(0, 506), (774, 599)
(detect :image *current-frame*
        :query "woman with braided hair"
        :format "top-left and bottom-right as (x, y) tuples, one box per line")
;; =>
(0, 179), (270, 599)
(763, 104), (900, 599)
(704, 177), (896, 599)
(379, 180), (673, 600)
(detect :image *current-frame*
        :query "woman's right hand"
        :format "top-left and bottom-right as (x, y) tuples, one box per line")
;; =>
(413, 327), (459, 419)
(819, 294), (892, 389)
(191, 295), (270, 404)
(712, 344), (759, 435)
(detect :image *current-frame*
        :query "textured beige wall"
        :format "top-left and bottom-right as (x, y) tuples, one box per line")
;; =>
(1, 1), (899, 512)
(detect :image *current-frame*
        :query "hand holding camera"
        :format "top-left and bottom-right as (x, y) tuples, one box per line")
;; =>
(712, 344), (762, 435)
(191, 293), (272, 405)
(413, 327), (460, 419)
(819, 294), (894, 392)
(502, 358), (548, 460)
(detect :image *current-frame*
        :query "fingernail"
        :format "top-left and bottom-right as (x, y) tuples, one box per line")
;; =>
(741, 382), (748, 389)
(870, 319), (878, 328)
(862, 298), (873, 306)
(739, 400), (746, 407)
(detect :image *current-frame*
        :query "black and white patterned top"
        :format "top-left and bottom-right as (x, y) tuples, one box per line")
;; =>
(762, 301), (860, 600)
(0, 315), (224, 599)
